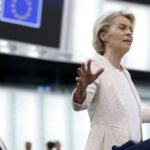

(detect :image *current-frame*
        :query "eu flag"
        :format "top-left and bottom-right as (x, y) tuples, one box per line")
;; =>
(0, 0), (43, 28)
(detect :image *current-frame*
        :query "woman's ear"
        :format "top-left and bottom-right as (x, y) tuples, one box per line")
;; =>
(99, 32), (107, 43)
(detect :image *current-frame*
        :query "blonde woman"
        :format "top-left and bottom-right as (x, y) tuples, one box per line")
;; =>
(72, 10), (150, 150)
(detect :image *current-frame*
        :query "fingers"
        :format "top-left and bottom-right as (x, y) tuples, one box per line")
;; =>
(97, 68), (104, 75)
(75, 76), (80, 82)
(77, 67), (83, 77)
(77, 62), (86, 77)
(75, 76), (82, 84)
(81, 63), (86, 72)
(87, 59), (92, 72)
(93, 68), (104, 79)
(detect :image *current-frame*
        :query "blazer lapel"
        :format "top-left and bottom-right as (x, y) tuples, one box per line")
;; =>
(123, 68), (141, 108)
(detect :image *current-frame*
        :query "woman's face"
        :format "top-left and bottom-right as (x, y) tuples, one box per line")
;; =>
(103, 16), (133, 55)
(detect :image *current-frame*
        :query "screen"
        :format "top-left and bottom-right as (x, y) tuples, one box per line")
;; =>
(0, 0), (64, 48)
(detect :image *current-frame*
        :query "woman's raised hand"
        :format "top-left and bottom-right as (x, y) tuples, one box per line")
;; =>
(76, 59), (104, 91)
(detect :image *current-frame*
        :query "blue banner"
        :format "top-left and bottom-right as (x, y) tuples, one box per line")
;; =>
(0, 0), (43, 28)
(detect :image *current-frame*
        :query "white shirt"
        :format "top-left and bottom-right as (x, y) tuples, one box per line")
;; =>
(115, 69), (141, 142)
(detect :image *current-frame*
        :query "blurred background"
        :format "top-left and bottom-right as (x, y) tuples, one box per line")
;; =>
(0, 0), (150, 149)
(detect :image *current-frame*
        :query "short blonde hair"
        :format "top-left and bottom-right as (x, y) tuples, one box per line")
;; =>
(92, 10), (135, 55)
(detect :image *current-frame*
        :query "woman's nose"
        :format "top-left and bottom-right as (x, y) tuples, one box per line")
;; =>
(126, 28), (132, 35)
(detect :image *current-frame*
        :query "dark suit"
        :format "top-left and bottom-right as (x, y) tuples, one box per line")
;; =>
(112, 141), (135, 150)
(112, 139), (150, 150)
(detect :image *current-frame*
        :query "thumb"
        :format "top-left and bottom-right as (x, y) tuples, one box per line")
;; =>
(94, 68), (104, 78)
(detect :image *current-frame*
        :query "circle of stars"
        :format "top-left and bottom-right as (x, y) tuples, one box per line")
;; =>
(11, 0), (32, 20)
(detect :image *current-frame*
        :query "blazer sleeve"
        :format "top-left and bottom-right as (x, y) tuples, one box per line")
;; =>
(72, 59), (103, 111)
(141, 106), (150, 123)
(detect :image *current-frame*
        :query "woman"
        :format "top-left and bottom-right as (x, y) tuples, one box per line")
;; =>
(72, 10), (150, 150)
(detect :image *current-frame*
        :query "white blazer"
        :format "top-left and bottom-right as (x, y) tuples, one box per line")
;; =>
(72, 55), (150, 150)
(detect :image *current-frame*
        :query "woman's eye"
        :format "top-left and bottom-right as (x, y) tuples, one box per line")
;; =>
(119, 26), (125, 30)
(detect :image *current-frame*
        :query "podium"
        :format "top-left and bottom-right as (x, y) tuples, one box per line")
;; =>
(112, 139), (150, 150)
